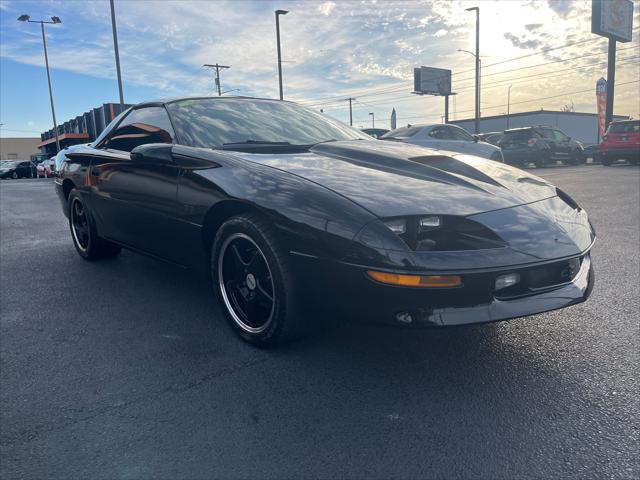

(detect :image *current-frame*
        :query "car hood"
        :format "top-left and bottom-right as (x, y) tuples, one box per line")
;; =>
(238, 140), (558, 218)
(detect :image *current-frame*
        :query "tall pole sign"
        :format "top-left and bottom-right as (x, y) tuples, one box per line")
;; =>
(596, 78), (607, 142)
(591, 0), (634, 129)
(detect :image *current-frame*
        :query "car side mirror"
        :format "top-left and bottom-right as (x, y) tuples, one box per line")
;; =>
(130, 143), (174, 164)
(472, 134), (479, 143)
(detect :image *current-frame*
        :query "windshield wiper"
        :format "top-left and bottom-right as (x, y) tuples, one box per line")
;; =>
(220, 140), (292, 147)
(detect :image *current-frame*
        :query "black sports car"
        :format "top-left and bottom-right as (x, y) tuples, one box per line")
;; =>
(55, 97), (595, 347)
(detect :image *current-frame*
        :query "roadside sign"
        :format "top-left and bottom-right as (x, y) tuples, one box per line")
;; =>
(592, 0), (634, 42)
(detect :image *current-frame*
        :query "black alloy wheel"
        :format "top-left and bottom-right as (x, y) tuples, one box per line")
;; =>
(212, 214), (306, 347)
(11, 171), (17, 179)
(70, 197), (90, 253)
(68, 189), (121, 260)
(218, 233), (275, 333)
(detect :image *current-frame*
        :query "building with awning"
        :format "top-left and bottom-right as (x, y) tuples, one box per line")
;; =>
(38, 102), (132, 156)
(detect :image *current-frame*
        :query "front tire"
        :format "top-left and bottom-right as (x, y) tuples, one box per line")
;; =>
(68, 190), (121, 260)
(212, 214), (306, 347)
(568, 150), (585, 165)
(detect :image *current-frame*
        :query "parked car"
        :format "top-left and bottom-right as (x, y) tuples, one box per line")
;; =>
(498, 126), (585, 167)
(600, 119), (640, 166)
(36, 158), (55, 178)
(583, 144), (601, 163)
(57, 97), (594, 347)
(380, 124), (504, 161)
(0, 160), (35, 179)
(361, 128), (389, 139)
(478, 132), (504, 146)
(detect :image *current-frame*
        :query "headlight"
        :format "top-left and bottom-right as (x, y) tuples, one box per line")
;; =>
(381, 215), (505, 252)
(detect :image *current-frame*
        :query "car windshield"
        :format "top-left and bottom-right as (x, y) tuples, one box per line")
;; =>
(608, 121), (639, 133)
(1, 161), (19, 167)
(165, 98), (367, 149)
(380, 126), (423, 139)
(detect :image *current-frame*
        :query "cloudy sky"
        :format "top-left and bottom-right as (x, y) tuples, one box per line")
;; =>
(0, 0), (638, 136)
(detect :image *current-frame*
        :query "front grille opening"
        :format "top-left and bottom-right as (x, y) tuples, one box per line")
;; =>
(495, 256), (583, 299)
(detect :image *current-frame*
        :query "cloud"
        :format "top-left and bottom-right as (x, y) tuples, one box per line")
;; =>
(318, 2), (336, 16)
(547, 0), (573, 18)
(503, 32), (542, 50)
(433, 29), (448, 37)
(524, 23), (543, 31)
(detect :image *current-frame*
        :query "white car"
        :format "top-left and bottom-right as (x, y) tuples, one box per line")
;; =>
(381, 124), (504, 161)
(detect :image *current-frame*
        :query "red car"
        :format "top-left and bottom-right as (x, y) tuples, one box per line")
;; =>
(600, 120), (640, 166)
(36, 159), (55, 178)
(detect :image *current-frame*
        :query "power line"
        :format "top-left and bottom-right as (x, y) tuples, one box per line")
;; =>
(301, 44), (639, 108)
(296, 30), (639, 107)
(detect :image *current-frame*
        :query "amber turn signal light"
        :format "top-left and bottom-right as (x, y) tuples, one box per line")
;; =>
(367, 271), (462, 288)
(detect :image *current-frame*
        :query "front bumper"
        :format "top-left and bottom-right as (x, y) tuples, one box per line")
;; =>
(292, 252), (594, 328)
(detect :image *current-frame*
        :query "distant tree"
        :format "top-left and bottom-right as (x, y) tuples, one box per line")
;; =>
(560, 101), (575, 112)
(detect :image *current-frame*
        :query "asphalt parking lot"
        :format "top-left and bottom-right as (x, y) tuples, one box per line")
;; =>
(1, 165), (639, 479)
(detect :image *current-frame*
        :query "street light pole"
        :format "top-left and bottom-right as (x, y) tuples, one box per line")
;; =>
(369, 112), (375, 128)
(466, 6), (480, 133)
(109, 0), (124, 107)
(507, 84), (512, 129)
(275, 9), (288, 100)
(18, 15), (62, 154)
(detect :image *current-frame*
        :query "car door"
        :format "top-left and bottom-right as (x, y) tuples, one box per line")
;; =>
(18, 161), (32, 177)
(89, 106), (183, 263)
(422, 126), (451, 150)
(445, 125), (479, 155)
(551, 129), (573, 160)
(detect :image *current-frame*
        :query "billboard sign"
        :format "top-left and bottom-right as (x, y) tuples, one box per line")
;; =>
(592, 0), (634, 43)
(413, 66), (452, 96)
(596, 77), (607, 139)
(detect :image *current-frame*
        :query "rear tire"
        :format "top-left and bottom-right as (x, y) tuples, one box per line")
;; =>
(68, 189), (121, 260)
(601, 155), (613, 166)
(212, 214), (307, 347)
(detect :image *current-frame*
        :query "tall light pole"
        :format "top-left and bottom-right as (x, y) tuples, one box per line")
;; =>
(465, 6), (480, 133)
(109, 0), (124, 107)
(275, 9), (288, 100)
(507, 84), (513, 129)
(369, 112), (375, 128)
(18, 14), (61, 153)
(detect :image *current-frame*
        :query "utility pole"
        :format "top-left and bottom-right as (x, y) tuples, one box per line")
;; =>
(18, 14), (62, 154)
(275, 9), (289, 100)
(507, 84), (512, 129)
(110, 0), (124, 107)
(605, 39), (616, 128)
(203, 63), (230, 96)
(345, 97), (355, 126)
(466, 6), (480, 133)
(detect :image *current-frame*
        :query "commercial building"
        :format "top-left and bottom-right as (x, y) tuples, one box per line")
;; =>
(38, 102), (132, 156)
(450, 110), (629, 145)
(0, 137), (41, 160)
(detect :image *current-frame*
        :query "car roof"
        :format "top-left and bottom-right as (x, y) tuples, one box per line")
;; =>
(133, 95), (288, 109)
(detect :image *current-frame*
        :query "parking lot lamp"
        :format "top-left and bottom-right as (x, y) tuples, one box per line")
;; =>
(465, 6), (480, 133)
(275, 9), (288, 100)
(17, 14), (62, 154)
(507, 84), (513, 129)
(369, 112), (375, 128)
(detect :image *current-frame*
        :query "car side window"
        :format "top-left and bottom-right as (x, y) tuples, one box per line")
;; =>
(448, 126), (474, 142)
(552, 130), (569, 141)
(102, 107), (175, 153)
(428, 127), (450, 140)
(538, 129), (554, 139)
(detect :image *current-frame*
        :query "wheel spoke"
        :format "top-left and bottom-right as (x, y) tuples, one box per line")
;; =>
(255, 280), (273, 304)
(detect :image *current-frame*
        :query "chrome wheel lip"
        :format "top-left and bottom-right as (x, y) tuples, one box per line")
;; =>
(217, 233), (275, 334)
(70, 197), (89, 253)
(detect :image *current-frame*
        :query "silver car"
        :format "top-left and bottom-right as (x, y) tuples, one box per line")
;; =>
(381, 124), (504, 161)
